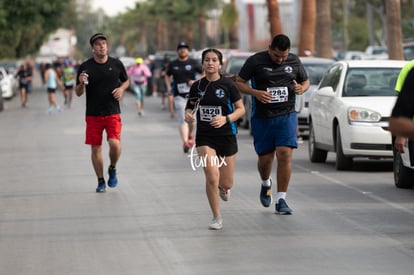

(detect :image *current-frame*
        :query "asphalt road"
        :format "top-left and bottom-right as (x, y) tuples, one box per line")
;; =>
(1, 80), (414, 275)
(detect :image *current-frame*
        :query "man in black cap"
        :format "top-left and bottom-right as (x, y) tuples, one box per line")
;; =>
(165, 42), (203, 153)
(75, 33), (130, 193)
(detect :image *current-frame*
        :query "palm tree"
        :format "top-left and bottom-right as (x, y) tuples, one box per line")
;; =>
(298, 0), (316, 56)
(266, 0), (283, 38)
(386, 0), (403, 60)
(221, 0), (239, 49)
(315, 0), (333, 58)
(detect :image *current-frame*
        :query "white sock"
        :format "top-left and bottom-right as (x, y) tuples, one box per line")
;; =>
(276, 192), (286, 202)
(261, 179), (271, 187)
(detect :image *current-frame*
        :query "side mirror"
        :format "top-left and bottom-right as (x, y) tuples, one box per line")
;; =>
(316, 86), (335, 97)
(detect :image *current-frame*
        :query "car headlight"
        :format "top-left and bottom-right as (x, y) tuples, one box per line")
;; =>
(348, 107), (381, 122)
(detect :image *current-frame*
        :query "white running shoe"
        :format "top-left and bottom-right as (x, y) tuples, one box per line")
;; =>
(209, 217), (223, 230)
(219, 186), (230, 201)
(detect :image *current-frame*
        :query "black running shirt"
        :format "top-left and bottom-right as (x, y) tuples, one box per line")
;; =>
(77, 57), (128, 116)
(392, 68), (414, 120)
(166, 58), (203, 98)
(238, 51), (308, 118)
(186, 76), (241, 136)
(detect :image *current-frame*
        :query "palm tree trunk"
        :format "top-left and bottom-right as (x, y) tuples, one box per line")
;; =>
(199, 12), (207, 49)
(266, 0), (283, 38)
(386, 0), (403, 60)
(315, 0), (333, 58)
(298, 0), (316, 56)
(229, 0), (239, 49)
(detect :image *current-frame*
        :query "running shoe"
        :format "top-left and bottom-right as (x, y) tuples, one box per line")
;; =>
(107, 166), (118, 188)
(260, 180), (272, 207)
(96, 179), (106, 193)
(208, 217), (223, 230)
(275, 198), (293, 215)
(219, 186), (230, 201)
(183, 142), (190, 153)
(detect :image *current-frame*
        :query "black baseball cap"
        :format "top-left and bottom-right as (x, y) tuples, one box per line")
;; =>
(89, 33), (107, 46)
(177, 42), (190, 50)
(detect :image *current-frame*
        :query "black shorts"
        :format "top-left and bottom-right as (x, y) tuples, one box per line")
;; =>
(196, 135), (238, 157)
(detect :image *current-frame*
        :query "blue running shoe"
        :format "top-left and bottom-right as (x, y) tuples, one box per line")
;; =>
(108, 166), (118, 188)
(260, 180), (272, 207)
(275, 198), (292, 215)
(96, 179), (106, 193)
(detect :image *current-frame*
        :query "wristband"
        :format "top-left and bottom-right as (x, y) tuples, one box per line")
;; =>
(226, 115), (231, 123)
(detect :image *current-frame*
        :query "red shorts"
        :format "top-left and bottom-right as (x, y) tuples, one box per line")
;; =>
(85, 114), (122, 145)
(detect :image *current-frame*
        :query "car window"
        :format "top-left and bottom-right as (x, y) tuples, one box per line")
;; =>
(403, 44), (414, 60)
(343, 68), (401, 97)
(319, 64), (342, 91)
(225, 58), (248, 75)
(303, 63), (332, 85)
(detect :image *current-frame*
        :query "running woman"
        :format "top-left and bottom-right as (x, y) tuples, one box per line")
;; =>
(185, 48), (245, 230)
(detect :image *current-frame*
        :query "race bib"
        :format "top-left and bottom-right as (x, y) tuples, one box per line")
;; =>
(199, 105), (222, 122)
(267, 86), (288, 103)
(177, 82), (190, 94)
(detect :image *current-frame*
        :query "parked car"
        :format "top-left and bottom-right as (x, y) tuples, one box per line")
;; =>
(0, 66), (18, 99)
(335, 50), (365, 60)
(308, 60), (407, 170)
(296, 57), (335, 134)
(221, 51), (255, 129)
(402, 41), (414, 60)
(364, 45), (388, 60)
(392, 138), (414, 188)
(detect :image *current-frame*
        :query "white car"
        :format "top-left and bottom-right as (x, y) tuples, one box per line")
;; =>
(296, 57), (335, 133)
(308, 60), (407, 170)
(0, 66), (18, 99)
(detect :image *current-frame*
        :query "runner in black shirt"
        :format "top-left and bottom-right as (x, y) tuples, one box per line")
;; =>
(165, 42), (203, 153)
(185, 48), (245, 230)
(75, 33), (129, 193)
(236, 34), (310, 215)
(390, 60), (414, 139)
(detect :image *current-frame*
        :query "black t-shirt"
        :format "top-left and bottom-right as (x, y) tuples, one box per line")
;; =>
(16, 68), (32, 85)
(186, 76), (241, 136)
(238, 51), (308, 118)
(166, 58), (203, 97)
(77, 57), (128, 116)
(392, 68), (414, 120)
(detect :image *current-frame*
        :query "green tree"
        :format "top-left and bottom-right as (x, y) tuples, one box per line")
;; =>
(0, 0), (73, 59)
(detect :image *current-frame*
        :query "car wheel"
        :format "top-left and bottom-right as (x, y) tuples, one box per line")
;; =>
(393, 148), (414, 189)
(335, 126), (353, 170)
(308, 121), (327, 162)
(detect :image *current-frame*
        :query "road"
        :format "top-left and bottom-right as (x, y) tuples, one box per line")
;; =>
(1, 81), (414, 275)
